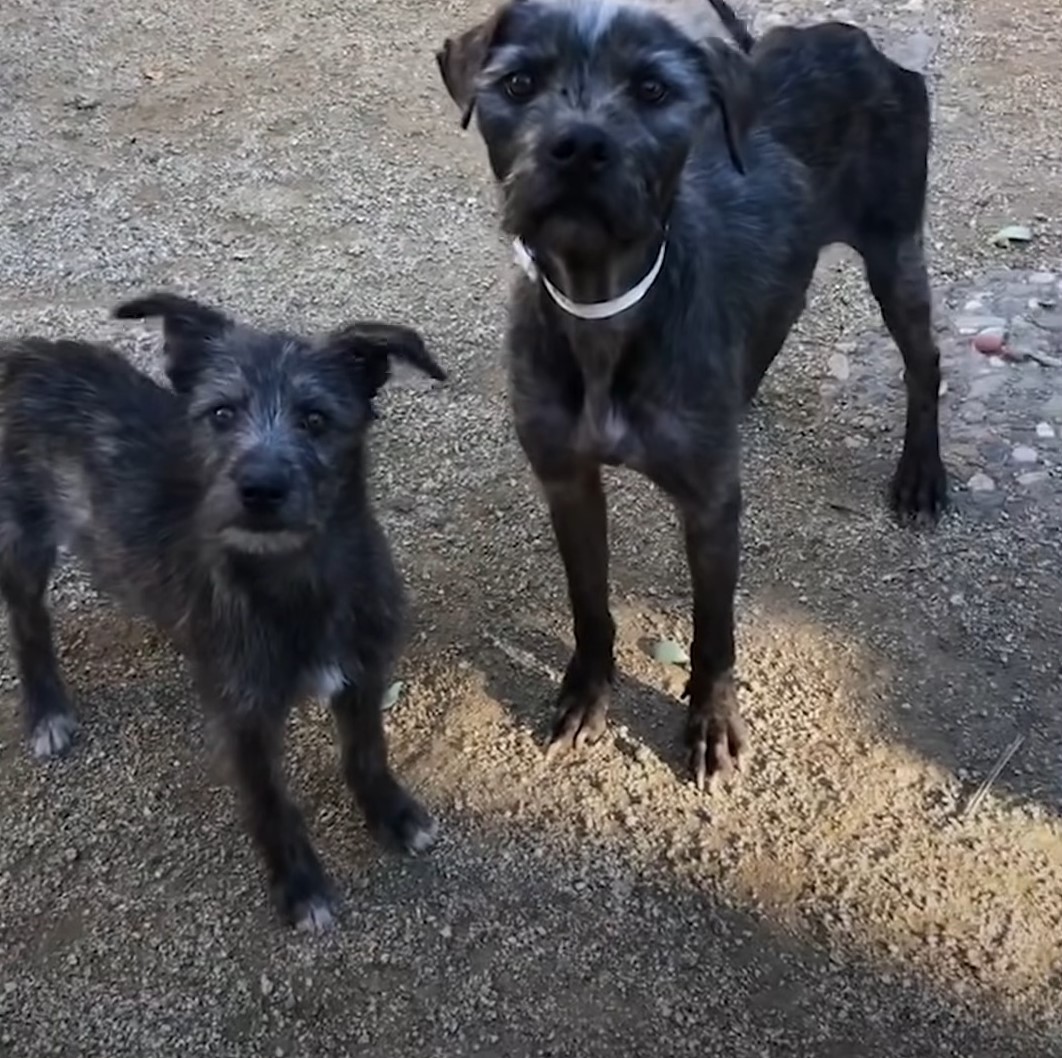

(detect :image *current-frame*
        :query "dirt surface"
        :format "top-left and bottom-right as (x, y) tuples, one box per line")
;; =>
(1, 0), (1061, 1055)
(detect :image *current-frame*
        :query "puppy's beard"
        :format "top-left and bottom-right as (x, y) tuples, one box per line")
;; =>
(501, 164), (653, 251)
(218, 527), (310, 555)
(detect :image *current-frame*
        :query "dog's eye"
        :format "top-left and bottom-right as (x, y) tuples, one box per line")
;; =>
(502, 71), (536, 102)
(210, 405), (236, 429)
(299, 411), (328, 436)
(635, 77), (669, 105)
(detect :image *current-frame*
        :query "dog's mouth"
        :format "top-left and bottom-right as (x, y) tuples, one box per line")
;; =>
(503, 179), (654, 256)
(218, 526), (313, 556)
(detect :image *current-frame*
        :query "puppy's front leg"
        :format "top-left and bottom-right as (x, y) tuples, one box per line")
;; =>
(222, 714), (334, 931)
(330, 677), (437, 854)
(680, 486), (748, 790)
(539, 468), (616, 759)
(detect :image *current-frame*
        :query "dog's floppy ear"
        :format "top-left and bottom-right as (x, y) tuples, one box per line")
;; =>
(112, 292), (232, 393)
(436, 4), (510, 129)
(701, 39), (756, 173)
(325, 322), (446, 401)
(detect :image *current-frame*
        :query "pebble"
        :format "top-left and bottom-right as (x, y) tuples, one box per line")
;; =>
(827, 352), (851, 381)
(1035, 421), (1056, 439)
(1011, 445), (1038, 464)
(260, 974), (274, 998)
(972, 328), (1005, 355)
(1018, 471), (1049, 486)
(1029, 272), (1056, 284)
(63, 847), (79, 864)
(955, 314), (1006, 336)
(966, 472), (996, 493)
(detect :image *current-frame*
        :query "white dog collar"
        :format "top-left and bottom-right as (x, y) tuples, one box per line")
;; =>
(512, 236), (667, 321)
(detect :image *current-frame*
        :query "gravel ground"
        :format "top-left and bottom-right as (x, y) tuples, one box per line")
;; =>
(2, 0), (1061, 1055)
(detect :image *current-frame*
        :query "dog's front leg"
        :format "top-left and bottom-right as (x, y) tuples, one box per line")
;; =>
(680, 486), (748, 790)
(538, 467), (616, 759)
(330, 678), (438, 854)
(222, 714), (335, 931)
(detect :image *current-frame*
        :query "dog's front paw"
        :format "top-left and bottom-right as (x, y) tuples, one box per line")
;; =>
(275, 869), (336, 933)
(891, 449), (948, 524)
(545, 686), (609, 762)
(30, 711), (78, 759)
(685, 679), (749, 792)
(364, 780), (439, 854)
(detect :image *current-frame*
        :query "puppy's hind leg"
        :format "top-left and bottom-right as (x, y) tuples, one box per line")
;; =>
(331, 674), (437, 855)
(0, 494), (76, 758)
(860, 231), (948, 522)
(223, 715), (335, 931)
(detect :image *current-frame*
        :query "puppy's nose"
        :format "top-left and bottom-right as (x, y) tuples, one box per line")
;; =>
(548, 124), (613, 174)
(237, 464), (292, 513)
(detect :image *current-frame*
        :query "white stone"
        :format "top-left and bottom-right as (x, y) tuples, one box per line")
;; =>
(827, 352), (851, 381)
(1018, 471), (1049, 487)
(1035, 421), (1056, 439)
(1030, 272), (1056, 284)
(966, 472), (996, 493)
(1012, 445), (1039, 464)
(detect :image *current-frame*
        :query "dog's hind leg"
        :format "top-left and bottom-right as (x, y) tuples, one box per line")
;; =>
(538, 469), (616, 760)
(860, 231), (948, 521)
(0, 490), (76, 758)
(330, 676), (438, 855)
(223, 717), (335, 930)
(743, 289), (809, 405)
(679, 485), (748, 790)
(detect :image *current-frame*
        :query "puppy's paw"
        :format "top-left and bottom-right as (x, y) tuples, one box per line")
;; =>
(890, 449), (948, 524)
(30, 711), (77, 759)
(293, 894), (337, 934)
(364, 781), (439, 855)
(685, 679), (749, 792)
(545, 687), (609, 762)
(272, 846), (335, 932)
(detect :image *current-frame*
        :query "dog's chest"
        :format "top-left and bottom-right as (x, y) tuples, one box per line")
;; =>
(572, 371), (645, 469)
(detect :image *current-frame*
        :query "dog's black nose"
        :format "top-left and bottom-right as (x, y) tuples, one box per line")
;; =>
(237, 464), (291, 513)
(548, 124), (613, 174)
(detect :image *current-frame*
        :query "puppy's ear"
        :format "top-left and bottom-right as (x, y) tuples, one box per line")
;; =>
(325, 322), (446, 401)
(436, 4), (510, 129)
(701, 39), (756, 173)
(112, 292), (231, 393)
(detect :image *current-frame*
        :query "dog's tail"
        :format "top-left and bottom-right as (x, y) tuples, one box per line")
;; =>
(704, 0), (755, 53)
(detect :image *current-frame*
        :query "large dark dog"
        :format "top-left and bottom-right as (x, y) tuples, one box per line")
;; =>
(436, 0), (946, 787)
(0, 294), (445, 928)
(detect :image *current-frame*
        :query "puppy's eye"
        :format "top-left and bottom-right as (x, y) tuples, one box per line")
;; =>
(502, 71), (536, 102)
(635, 77), (669, 105)
(210, 405), (236, 429)
(299, 411), (328, 436)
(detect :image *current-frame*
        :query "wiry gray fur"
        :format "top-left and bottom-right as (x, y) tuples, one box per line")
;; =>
(437, 0), (946, 788)
(0, 293), (446, 929)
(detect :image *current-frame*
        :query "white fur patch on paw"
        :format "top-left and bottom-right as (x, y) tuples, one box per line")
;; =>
(294, 897), (336, 933)
(31, 713), (77, 759)
(406, 817), (439, 854)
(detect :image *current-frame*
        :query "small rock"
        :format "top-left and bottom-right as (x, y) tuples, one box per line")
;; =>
(938, 379), (948, 397)
(63, 847), (79, 864)
(827, 352), (851, 381)
(972, 328), (1005, 355)
(954, 315), (1006, 336)
(990, 224), (1033, 247)
(1029, 272), (1056, 284)
(260, 974), (274, 997)
(1011, 445), (1038, 464)
(966, 472), (996, 493)
(652, 639), (689, 667)
(1035, 421), (1056, 439)
(1018, 471), (1048, 487)
(949, 593), (965, 606)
